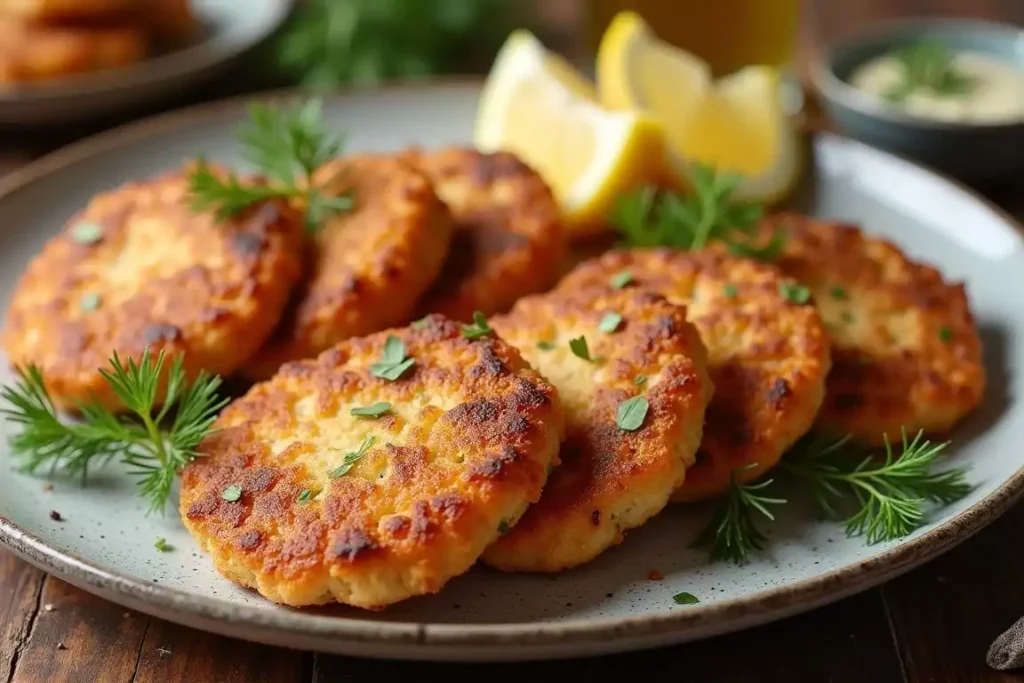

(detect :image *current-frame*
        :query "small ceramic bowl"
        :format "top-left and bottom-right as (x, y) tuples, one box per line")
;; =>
(812, 18), (1024, 184)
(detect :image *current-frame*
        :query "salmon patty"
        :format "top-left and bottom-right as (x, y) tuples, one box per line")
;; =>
(246, 154), (454, 379)
(482, 287), (712, 572)
(1, 166), (304, 412)
(406, 147), (566, 322)
(557, 249), (830, 502)
(751, 212), (985, 444)
(181, 317), (565, 609)
(0, 17), (146, 86)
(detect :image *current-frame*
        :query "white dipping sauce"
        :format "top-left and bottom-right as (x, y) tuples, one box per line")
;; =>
(850, 50), (1024, 124)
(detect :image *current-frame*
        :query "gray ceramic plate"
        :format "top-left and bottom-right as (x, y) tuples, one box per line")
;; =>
(0, 0), (289, 126)
(0, 82), (1022, 662)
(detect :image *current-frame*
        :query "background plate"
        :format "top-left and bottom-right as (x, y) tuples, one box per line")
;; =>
(0, 83), (1022, 662)
(0, 0), (289, 126)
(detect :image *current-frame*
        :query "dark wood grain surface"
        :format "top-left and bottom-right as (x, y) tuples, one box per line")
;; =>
(2, 2), (1024, 681)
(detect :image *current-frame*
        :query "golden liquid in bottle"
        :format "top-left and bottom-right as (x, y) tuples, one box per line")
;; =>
(588, 0), (800, 77)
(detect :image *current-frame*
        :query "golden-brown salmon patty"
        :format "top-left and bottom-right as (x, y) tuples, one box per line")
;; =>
(482, 287), (712, 572)
(245, 154), (454, 378)
(406, 147), (566, 322)
(1, 166), (304, 411)
(750, 212), (985, 444)
(556, 249), (830, 502)
(181, 317), (565, 609)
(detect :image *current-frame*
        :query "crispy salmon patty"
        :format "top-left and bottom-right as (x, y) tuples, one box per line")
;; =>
(556, 249), (831, 503)
(0, 16), (146, 86)
(751, 212), (986, 444)
(482, 287), (712, 572)
(246, 154), (454, 379)
(1, 166), (304, 412)
(181, 317), (565, 609)
(407, 147), (566, 322)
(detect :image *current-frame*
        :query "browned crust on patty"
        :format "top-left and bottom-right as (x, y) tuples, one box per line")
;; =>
(1, 165), (304, 411)
(405, 147), (567, 322)
(556, 249), (831, 502)
(752, 212), (985, 444)
(245, 154), (454, 379)
(482, 287), (712, 571)
(181, 316), (565, 608)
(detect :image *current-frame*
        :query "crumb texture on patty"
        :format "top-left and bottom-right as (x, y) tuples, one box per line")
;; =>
(246, 154), (453, 378)
(407, 147), (566, 322)
(755, 212), (986, 444)
(482, 287), (712, 572)
(557, 249), (831, 502)
(181, 317), (565, 609)
(1, 166), (304, 411)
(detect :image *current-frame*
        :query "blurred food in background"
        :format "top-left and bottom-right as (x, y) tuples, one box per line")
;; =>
(0, 0), (200, 87)
(273, 0), (517, 88)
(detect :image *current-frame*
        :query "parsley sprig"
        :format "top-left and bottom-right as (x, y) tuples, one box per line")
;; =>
(1, 349), (227, 514)
(883, 42), (973, 104)
(696, 428), (970, 563)
(187, 100), (351, 232)
(609, 164), (783, 260)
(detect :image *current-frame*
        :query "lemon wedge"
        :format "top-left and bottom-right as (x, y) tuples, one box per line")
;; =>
(597, 11), (803, 203)
(475, 30), (667, 233)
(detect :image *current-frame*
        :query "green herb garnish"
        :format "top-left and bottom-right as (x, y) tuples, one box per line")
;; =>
(779, 282), (811, 305)
(221, 484), (243, 502)
(370, 336), (415, 381)
(723, 284), (738, 298)
(609, 271), (634, 290)
(154, 537), (172, 552)
(883, 42), (973, 103)
(830, 286), (848, 300)
(461, 311), (493, 340)
(609, 164), (782, 260)
(70, 222), (103, 245)
(536, 340), (556, 351)
(1, 349), (227, 514)
(597, 312), (623, 334)
(327, 436), (376, 479)
(78, 292), (101, 312)
(616, 396), (649, 432)
(498, 520), (511, 536)
(297, 489), (312, 504)
(939, 326), (953, 343)
(634, 375), (648, 386)
(273, 0), (509, 90)
(672, 592), (700, 605)
(569, 336), (594, 362)
(350, 402), (392, 418)
(187, 100), (350, 232)
(781, 430), (969, 545)
(692, 464), (786, 565)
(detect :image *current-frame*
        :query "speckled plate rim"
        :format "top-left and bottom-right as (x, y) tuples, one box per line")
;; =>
(0, 80), (1022, 656)
(0, 0), (291, 104)
(811, 17), (1024, 132)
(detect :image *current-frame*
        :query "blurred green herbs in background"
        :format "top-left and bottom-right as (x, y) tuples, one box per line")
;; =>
(273, 0), (519, 89)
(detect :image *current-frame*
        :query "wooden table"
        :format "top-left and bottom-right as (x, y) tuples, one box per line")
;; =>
(2, 2), (1024, 681)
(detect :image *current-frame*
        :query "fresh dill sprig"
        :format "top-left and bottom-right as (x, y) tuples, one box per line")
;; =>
(696, 429), (970, 563)
(187, 158), (295, 222)
(1, 349), (228, 515)
(608, 164), (784, 261)
(692, 464), (787, 565)
(186, 99), (351, 232)
(884, 42), (974, 103)
(780, 429), (970, 544)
